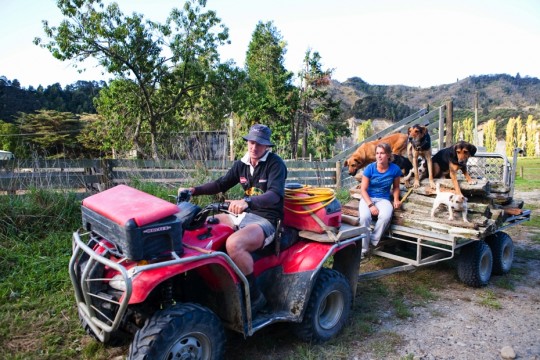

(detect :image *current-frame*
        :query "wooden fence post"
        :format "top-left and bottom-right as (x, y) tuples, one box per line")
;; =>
(100, 159), (113, 190)
(445, 99), (453, 147)
(335, 161), (342, 189)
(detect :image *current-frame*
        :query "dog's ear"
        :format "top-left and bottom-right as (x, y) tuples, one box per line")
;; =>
(408, 126), (413, 135)
(451, 143), (458, 157)
(344, 159), (349, 166)
(468, 144), (477, 156)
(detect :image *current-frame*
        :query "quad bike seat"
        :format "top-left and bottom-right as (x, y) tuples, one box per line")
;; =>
(252, 223), (299, 260)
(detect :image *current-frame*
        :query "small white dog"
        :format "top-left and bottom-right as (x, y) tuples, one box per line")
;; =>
(431, 183), (469, 222)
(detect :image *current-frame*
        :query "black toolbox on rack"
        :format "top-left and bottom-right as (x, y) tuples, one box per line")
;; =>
(81, 185), (182, 260)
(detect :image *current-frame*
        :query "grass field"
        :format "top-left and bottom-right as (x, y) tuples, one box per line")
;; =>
(0, 157), (539, 359)
(514, 157), (540, 190)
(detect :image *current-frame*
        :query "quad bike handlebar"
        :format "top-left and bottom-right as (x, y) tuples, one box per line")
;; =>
(176, 190), (230, 229)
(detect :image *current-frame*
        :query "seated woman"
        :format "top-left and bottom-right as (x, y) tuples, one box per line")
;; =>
(358, 142), (402, 254)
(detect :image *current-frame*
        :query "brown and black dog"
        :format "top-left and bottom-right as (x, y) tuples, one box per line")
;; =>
(407, 124), (435, 189)
(344, 133), (408, 176)
(431, 141), (477, 196)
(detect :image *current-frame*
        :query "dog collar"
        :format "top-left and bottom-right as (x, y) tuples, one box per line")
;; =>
(413, 132), (431, 151)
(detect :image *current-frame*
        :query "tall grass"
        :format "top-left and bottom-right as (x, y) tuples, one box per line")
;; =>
(0, 189), (84, 359)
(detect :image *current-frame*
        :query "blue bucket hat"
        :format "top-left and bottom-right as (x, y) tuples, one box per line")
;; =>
(242, 124), (274, 146)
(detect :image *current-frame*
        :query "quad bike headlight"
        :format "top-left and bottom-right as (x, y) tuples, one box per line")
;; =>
(108, 274), (127, 291)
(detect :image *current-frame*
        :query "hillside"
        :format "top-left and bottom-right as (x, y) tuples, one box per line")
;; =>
(329, 74), (540, 123)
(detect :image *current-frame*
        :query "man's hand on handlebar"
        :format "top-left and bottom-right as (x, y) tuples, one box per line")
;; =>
(177, 187), (194, 203)
(178, 187), (195, 196)
(226, 199), (249, 215)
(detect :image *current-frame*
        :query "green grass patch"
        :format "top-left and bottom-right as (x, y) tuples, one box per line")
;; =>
(370, 332), (405, 359)
(478, 290), (502, 309)
(514, 178), (540, 191)
(492, 275), (515, 290)
(515, 247), (540, 260)
(515, 157), (540, 189)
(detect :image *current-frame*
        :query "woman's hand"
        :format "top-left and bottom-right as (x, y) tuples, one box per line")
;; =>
(393, 199), (402, 209)
(369, 204), (379, 216)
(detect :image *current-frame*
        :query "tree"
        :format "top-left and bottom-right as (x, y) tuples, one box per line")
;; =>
(294, 49), (346, 159)
(76, 113), (108, 158)
(505, 117), (516, 158)
(515, 116), (525, 153)
(0, 120), (18, 153)
(484, 119), (497, 152)
(453, 120), (463, 142)
(525, 115), (537, 157)
(35, 0), (232, 160)
(357, 120), (372, 142)
(16, 110), (82, 158)
(463, 117), (474, 143)
(239, 21), (298, 157)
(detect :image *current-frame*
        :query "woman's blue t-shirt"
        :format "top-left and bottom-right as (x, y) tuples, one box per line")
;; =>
(363, 162), (402, 200)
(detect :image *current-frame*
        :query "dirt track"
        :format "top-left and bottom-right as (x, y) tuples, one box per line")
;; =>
(359, 190), (540, 360)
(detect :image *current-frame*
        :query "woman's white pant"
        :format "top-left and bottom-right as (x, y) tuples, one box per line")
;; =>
(358, 198), (394, 252)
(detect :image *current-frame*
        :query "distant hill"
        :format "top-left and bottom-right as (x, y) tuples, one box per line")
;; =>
(329, 74), (540, 124)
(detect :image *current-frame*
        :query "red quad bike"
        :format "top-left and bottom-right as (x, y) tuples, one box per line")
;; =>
(69, 184), (368, 359)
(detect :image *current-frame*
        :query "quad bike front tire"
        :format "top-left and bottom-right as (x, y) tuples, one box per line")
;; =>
(457, 240), (493, 287)
(486, 231), (514, 275)
(128, 303), (225, 360)
(293, 268), (352, 343)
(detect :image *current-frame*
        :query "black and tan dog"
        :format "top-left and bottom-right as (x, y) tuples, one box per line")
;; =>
(407, 124), (435, 189)
(431, 141), (477, 196)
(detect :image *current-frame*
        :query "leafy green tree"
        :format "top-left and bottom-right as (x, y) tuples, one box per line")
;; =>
(238, 21), (298, 157)
(16, 110), (82, 158)
(0, 120), (18, 153)
(294, 49), (346, 159)
(76, 113), (111, 158)
(463, 117), (474, 143)
(357, 120), (372, 142)
(93, 79), (144, 155)
(453, 120), (463, 142)
(505, 117), (516, 157)
(484, 119), (497, 152)
(525, 115), (537, 157)
(36, 0), (231, 160)
(515, 116), (525, 153)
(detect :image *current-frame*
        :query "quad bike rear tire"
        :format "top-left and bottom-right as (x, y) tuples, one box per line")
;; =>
(457, 240), (493, 287)
(293, 268), (352, 343)
(486, 231), (514, 275)
(128, 302), (225, 360)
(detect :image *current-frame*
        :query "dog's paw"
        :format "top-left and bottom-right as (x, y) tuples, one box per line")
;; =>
(429, 181), (436, 189)
(413, 181), (420, 188)
(468, 179), (477, 185)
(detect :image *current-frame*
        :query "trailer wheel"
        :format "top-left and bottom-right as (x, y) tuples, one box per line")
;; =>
(293, 268), (352, 343)
(486, 232), (514, 275)
(457, 241), (493, 287)
(128, 303), (225, 360)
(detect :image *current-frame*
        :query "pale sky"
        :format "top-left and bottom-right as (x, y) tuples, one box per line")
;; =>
(1, 0), (539, 89)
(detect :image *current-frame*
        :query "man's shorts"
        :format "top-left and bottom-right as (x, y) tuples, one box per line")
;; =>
(228, 212), (276, 248)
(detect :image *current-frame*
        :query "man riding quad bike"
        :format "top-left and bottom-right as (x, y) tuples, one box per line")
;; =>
(70, 184), (367, 359)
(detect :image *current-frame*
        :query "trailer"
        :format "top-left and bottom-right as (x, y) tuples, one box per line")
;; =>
(336, 148), (531, 287)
